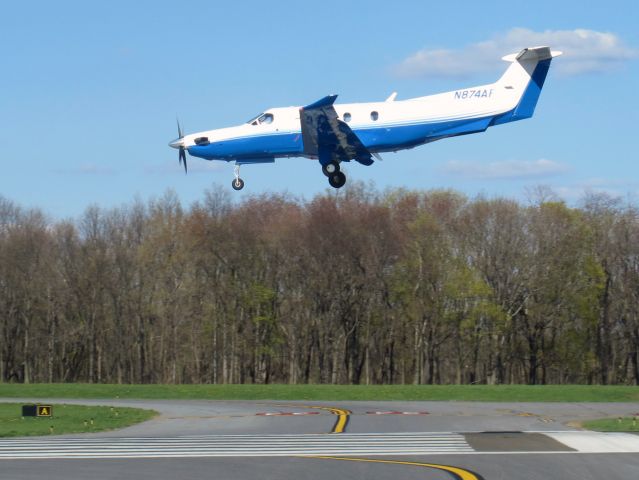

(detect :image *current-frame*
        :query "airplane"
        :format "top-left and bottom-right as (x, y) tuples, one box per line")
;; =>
(169, 46), (561, 191)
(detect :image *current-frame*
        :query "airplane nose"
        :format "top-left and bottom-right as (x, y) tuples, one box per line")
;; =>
(169, 138), (184, 149)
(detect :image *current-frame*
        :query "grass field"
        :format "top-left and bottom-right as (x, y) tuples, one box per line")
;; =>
(582, 417), (639, 432)
(0, 403), (157, 438)
(0, 384), (637, 402)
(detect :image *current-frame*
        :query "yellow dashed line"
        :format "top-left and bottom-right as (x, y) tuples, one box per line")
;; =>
(302, 456), (484, 480)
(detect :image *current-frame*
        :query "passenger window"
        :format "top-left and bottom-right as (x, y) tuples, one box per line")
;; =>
(258, 113), (274, 125)
(370, 111), (379, 121)
(343, 112), (351, 122)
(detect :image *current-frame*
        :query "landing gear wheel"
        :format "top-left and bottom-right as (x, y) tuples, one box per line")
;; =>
(232, 178), (245, 190)
(322, 161), (340, 177)
(328, 171), (346, 189)
(231, 164), (244, 191)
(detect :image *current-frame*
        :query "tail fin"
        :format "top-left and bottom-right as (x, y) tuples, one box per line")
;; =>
(493, 47), (562, 124)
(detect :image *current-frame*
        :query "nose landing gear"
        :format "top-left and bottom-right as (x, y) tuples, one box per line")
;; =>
(232, 164), (244, 191)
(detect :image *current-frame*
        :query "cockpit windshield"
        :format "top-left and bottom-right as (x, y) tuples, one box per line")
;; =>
(246, 113), (263, 124)
(246, 112), (274, 125)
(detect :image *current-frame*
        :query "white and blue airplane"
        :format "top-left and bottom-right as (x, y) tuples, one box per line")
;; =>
(169, 46), (561, 190)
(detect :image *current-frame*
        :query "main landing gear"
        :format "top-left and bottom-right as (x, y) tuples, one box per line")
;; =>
(232, 164), (244, 191)
(322, 161), (346, 189)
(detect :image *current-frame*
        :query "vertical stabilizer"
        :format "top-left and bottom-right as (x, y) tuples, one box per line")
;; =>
(493, 47), (561, 124)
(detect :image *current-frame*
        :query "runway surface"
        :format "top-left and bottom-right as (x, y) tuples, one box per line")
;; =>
(1, 398), (638, 479)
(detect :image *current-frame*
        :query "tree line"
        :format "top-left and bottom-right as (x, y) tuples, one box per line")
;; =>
(1, 184), (638, 385)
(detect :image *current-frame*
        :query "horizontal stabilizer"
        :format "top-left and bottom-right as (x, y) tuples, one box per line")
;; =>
(502, 47), (562, 63)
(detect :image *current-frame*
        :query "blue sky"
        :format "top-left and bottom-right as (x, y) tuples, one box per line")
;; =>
(1, 0), (638, 217)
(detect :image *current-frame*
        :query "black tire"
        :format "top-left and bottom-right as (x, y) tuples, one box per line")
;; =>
(328, 171), (346, 189)
(322, 161), (340, 177)
(231, 178), (245, 191)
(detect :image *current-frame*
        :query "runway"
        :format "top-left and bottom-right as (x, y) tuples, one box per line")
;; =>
(1, 399), (638, 479)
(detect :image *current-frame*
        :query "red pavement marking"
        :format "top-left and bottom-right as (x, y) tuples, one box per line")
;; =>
(255, 412), (321, 416)
(366, 411), (429, 415)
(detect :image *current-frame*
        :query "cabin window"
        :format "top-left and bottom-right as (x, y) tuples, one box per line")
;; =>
(258, 113), (274, 125)
(343, 112), (351, 122)
(370, 111), (379, 121)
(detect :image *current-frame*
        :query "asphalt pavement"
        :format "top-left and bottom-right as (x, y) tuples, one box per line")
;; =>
(1, 398), (638, 479)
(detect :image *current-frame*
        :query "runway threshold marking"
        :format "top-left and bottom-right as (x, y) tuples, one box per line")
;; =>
(0, 432), (473, 458)
(302, 456), (484, 480)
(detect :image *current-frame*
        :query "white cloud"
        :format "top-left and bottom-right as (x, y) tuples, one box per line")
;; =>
(443, 158), (569, 180)
(394, 28), (638, 78)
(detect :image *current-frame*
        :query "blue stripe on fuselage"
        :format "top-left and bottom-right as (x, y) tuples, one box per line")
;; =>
(188, 132), (304, 160)
(353, 116), (493, 150)
(188, 116), (496, 161)
(187, 86), (545, 162)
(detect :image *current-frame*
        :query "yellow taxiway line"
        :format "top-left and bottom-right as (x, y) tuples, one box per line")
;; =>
(261, 403), (351, 433)
(286, 405), (350, 433)
(301, 456), (484, 480)
(324, 407), (350, 433)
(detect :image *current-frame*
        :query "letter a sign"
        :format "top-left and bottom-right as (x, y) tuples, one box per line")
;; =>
(36, 405), (52, 417)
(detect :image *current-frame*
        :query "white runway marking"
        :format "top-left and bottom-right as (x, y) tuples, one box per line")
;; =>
(544, 432), (639, 453)
(0, 432), (473, 459)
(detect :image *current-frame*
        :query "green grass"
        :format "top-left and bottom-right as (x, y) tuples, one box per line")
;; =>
(582, 417), (639, 432)
(0, 402), (157, 437)
(0, 384), (637, 402)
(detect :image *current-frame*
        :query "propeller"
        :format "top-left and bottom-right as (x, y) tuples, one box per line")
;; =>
(175, 119), (187, 174)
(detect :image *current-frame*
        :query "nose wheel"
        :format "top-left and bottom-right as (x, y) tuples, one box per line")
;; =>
(232, 178), (244, 190)
(232, 164), (245, 191)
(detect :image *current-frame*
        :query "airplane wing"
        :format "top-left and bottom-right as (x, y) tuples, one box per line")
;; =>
(300, 95), (374, 166)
